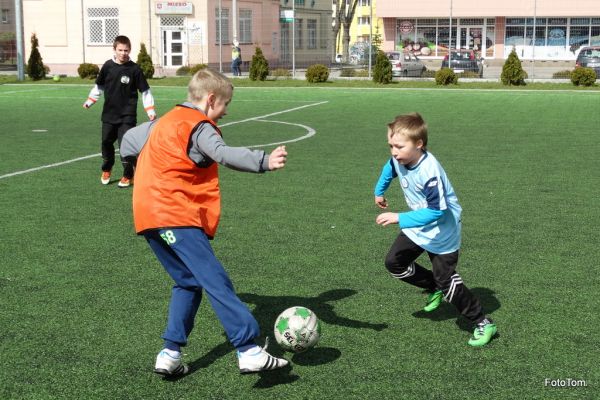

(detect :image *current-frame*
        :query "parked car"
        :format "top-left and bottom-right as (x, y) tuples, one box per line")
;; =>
(575, 46), (600, 78)
(386, 52), (426, 77)
(441, 49), (483, 77)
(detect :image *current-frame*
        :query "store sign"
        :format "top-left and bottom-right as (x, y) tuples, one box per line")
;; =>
(280, 10), (294, 23)
(155, 2), (193, 15)
(398, 20), (414, 34)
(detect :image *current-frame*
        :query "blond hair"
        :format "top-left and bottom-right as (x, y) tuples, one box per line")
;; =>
(387, 112), (428, 150)
(188, 68), (233, 103)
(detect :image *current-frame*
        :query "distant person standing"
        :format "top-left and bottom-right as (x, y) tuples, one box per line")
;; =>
(83, 35), (156, 188)
(231, 41), (242, 77)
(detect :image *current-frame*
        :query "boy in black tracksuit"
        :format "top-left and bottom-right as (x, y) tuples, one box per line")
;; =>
(83, 35), (156, 188)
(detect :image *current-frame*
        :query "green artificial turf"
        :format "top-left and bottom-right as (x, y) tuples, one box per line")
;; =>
(0, 83), (598, 399)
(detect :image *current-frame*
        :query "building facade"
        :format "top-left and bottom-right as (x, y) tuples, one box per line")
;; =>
(375, 0), (600, 60)
(21, 0), (332, 76)
(0, 0), (16, 65)
(345, 0), (385, 64)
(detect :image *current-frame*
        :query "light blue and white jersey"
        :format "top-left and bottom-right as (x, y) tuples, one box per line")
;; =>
(375, 151), (462, 254)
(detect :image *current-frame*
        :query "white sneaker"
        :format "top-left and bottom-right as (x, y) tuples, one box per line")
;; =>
(154, 349), (189, 377)
(237, 342), (289, 374)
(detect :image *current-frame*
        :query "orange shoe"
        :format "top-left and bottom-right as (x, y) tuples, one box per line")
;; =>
(101, 171), (111, 185)
(118, 177), (132, 188)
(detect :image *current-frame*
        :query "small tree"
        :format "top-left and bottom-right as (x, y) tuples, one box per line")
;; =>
(372, 26), (383, 53)
(77, 63), (100, 79)
(501, 48), (527, 86)
(372, 50), (392, 84)
(136, 43), (154, 79)
(570, 67), (597, 86)
(305, 64), (329, 83)
(27, 33), (46, 80)
(249, 47), (269, 81)
(435, 68), (458, 85)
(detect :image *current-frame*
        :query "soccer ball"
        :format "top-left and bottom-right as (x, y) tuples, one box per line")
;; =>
(274, 306), (321, 353)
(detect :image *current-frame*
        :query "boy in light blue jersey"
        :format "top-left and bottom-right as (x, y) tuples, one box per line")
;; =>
(374, 112), (497, 347)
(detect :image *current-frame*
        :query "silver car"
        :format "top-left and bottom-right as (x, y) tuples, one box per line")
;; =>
(386, 52), (426, 77)
(576, 46), (600, 78)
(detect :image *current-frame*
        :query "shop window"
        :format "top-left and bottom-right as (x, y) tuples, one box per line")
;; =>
(590, 26), (600, 45)
(571, 18), (590, 25)
(505, 26), (525, 47)
(416, 27), (436, 56)
(485, 26), (495, 57)
(460, 18), (483, 26)
(547, 26), (566, 46)
(569, 25), (590, 51)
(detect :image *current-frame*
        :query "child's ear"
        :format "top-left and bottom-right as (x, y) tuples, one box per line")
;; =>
(206, 92), (216, 107)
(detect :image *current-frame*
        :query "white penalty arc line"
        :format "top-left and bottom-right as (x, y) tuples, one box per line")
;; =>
(0, 101), (327, 180)
(245, 120), (316, 148)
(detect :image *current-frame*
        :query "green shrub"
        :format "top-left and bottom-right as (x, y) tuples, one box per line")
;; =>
(458, 71), (481, 79)
(26, 33), (46, 80)
(552, 70), (573, 79)
(190, 64), (208, 75)
(271, 68), (291, 79)
(77, 63), (100, 79)
(570, 67), (597, 86)
(340, 68), (355, 77)
(136, 43), (154, 79)
(501, 48), (527, 86)
(176, 66), (191, 76)
(435, 68), (458, 85)
(305, 64), (329, 83)
(249, 47), (269, 81)
(372, 51), (392, 84)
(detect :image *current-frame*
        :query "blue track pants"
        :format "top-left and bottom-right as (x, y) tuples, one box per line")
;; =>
(145, 228), (259, 351)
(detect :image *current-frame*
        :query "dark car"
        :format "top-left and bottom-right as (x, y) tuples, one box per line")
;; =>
(441, 49), (483, 77)
(386, 52), (426, 77)
(576, 46), (600, 78)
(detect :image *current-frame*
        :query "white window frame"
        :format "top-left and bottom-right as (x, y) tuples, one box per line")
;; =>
(87, 8), (119, 45)
(358, 16), (371, 26)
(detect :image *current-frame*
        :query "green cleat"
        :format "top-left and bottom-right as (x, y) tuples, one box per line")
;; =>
(423, 290), (443, 312)
(468, 318), (497, 347)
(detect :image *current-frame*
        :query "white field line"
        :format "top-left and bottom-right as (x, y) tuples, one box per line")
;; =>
(0, 101), (327, 180)
(0, 153), (101, 179)
(245, 120), (316, 148)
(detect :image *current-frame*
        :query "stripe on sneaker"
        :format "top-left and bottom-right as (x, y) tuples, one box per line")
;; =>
(264, 355), (275, 370)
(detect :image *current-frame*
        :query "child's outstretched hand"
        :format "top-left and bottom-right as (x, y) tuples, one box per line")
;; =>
(375, 196), (388, 209)
(268, 146), (287, 170)
(376, 212), (399, 227)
